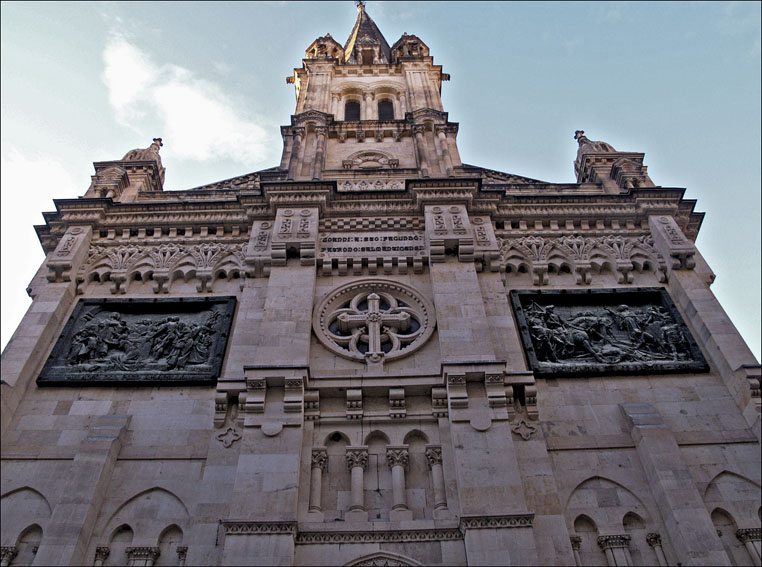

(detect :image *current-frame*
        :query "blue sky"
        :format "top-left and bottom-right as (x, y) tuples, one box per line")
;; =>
(1, 1), (760, 360)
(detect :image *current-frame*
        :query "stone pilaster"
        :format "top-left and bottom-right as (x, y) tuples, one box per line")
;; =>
(621, 403), (730, 565)
(33, 415), (130, 566)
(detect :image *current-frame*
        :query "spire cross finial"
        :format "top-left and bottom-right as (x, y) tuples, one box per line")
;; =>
(355, 0), (365, 10)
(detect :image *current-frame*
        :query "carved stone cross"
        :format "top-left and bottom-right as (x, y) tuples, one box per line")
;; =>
(336, 293), (410, 362)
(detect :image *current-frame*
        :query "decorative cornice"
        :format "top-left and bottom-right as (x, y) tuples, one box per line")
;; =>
(597, 534), (631, 549)
(223, 521), (297, 536)
(459, 514), (534, 530)
(295, 528), (462, 544)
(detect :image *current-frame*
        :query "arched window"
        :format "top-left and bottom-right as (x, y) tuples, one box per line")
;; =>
(344, 101), (360, 121)
(378, 100), (394, 121)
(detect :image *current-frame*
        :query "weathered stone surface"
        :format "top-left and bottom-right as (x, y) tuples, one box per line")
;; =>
(1, 3), (759, 567)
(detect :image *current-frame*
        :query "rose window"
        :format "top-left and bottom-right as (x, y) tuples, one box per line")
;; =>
(313, 280), (436, 364)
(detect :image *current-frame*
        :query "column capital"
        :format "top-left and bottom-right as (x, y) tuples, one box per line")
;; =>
(0, 547), (18, 566)
(314, 126), (328, 137)
(126, 547), (161, 562)
(311, 448), (328, 471)
(569, 536), (581, 551)
(177, 546), (188, 561)
(737, 527), (762, 543)
(646, 533), (662, 547)
(94, 547), (111, 562)
(413, 124), (425, 135)
(345, 446), (368, 470)
(293, 127), (306, 138)
(386, 445), (409, 469)
(425, 445), (443, 468)
(597, 534), (631, 550)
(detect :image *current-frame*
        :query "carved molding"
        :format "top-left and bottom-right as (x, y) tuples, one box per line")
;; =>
(499, 234), (666, 286)
(459, 514), (534, 530)
(295, 528), (462, 544)
(223, 521), (297, 536)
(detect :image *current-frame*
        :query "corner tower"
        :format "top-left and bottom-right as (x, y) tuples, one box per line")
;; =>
(282, 1), (458, 181)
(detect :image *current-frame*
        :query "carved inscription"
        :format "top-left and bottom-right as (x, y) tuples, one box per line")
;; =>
(511, 288), (708, 377)
(320, 232), (425, 258)
(37, 297), (236, 386)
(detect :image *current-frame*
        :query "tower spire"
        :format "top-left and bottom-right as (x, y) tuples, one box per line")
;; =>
(344, 0), (390, 64)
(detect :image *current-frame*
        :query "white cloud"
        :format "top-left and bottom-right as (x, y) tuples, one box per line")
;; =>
(102, 32), (270, 163)
(0, 148), (79, 351)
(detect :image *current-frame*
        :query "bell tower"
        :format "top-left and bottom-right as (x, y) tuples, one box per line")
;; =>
(282, 1), (460, 181)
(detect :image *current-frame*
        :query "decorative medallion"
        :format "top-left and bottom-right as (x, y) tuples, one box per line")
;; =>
(313, 280), (435, 364)
(37, 297), (236, 386)
(511, 288), (708, 377)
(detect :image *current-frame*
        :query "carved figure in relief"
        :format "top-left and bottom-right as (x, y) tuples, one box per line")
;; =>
(524, 300), (690, 366)
(63, 310), (221, 372)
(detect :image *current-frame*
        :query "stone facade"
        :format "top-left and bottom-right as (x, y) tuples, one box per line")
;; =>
(2, 3), (760, 566)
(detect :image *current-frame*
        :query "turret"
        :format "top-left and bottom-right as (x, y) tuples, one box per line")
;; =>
(573, 130), (654, 192)
(85, 137), (165, 202)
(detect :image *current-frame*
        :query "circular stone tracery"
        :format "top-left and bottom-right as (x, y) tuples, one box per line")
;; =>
(313, 280), (436, 364)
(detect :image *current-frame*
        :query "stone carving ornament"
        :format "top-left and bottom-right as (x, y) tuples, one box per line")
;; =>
(37, 297), (236, 386)
(511, 288), (708, 377)
(313, 280), (435, 364)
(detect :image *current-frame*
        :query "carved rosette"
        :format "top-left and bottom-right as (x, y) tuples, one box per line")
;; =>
(346, 448), (369, 470)
(597, 535), (631, 550)
(424, 446), (442, 469)
(311, 449), (328, 471)
(386, 447), (409, 470)
(313, 279), (435, 365)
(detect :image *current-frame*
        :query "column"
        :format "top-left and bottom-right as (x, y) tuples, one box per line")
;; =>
(413, 125), (429, 177)
(570, 537), (582, 566)
(311, 126), (327, 180)
(345, 447), (368, 519)
(399, 92), (408, 116)
(93, 547), (110, 567)
(425, 445), (447, 511)
(597, 535), (631, 566)
(646, 533), (668, 567)
(0, 548), (17, 567)
(286, 128), (304, 180)
(392, 94), (401, 119)
(435, 125), (454, 176)
(737, 528), (762, 566)
(386, 446), (410, 512)
(331, 94), (340, 118)
(309, 448), (327, 512)
(363, 91), (374, 120)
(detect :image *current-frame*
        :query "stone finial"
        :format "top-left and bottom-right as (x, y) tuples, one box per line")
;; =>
(574, 130), (589, 145)
(122, 137), (164, 161)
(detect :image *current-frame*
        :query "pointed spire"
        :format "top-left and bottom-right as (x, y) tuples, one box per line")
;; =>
(344, 1), (391, 65)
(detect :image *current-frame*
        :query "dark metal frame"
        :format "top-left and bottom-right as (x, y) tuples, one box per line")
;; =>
(510, 287), (709, 378)
(37, 297), (236, 387)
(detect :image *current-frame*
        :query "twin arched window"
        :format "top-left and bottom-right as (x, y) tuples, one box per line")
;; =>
(343, 100), (395, 121)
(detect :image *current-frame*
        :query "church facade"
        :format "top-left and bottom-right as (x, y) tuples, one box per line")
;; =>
(2, 4), (760, 566)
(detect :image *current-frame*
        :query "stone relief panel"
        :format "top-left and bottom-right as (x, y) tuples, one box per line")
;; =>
(510, 288), (708, 377)
(313, 280), (435, 365)
(37, 297), (236, 386)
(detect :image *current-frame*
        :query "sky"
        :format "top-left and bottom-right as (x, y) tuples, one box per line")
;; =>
(1, 1), (760, 361)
